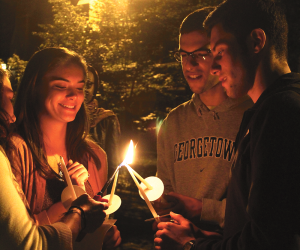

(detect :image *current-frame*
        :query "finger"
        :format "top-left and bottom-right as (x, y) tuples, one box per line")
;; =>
(67, 162), (82, 172)
(154, 237), (162, 250)
(69, 170), (88, 186)
(106, 226), (121, 247)
(156, 222), (169, 230)
(66, 159), (74, 168)
(169, 211), (186, 224)
(115, 234), (122, 247)
(68, 166), (88, 178)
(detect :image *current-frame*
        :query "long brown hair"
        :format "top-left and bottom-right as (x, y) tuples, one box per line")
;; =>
(14, 47), (101, 177)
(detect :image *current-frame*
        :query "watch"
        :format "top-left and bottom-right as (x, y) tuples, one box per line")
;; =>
(183, 240), (196, 250)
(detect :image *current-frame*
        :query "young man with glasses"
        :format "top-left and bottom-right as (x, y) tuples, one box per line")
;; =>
(154, 7), (253, 232)
(155, 0), (300, 249)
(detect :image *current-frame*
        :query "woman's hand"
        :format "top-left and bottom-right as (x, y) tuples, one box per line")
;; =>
(67, 160), (89, 191)
(103, 225), (122, 249)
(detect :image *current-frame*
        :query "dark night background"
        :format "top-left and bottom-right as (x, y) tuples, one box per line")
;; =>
(1, 1), (300, 249)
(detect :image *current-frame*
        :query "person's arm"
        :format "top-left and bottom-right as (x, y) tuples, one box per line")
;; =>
(154, 212), (222, 250)
(179, 98), (300, 249)
(10, 136), (57, 225)
(0, 151), (72, 250)
(201, 198), (226, 228)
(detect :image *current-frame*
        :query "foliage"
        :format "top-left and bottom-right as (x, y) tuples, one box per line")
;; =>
(32, 0), (225, 134)
(33, 0), (108, 71)
(5, 54), (28, 91)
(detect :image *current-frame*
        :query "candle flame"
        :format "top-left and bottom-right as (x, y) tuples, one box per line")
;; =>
(123, 140), (134, 164)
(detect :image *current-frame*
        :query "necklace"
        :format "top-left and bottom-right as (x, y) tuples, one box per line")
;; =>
(47, 155), (64, 181)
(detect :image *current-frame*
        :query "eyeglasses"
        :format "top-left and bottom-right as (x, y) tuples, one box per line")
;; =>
(174, 48), (211, 63)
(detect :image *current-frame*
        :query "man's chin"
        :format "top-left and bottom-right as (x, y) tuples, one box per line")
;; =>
(187, 82), (205, 94)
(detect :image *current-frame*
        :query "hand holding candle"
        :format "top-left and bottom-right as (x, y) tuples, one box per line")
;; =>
(60, 156), (86, 210)
(60, 156), (77, 201)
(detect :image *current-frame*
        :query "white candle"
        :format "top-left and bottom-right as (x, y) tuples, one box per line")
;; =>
(108, 170), (119, 206)
(60, 156), (77, 201)
(125, 164), (153, 190)
(127, 166), (160, 223)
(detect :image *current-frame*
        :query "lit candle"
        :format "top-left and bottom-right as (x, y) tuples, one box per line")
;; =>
(97, 140), (134, 197)
(127, 166), (160, 223)
(125, 164), (153, 190)
(60, 156), (77, 201)
(108, 170), (119, 206)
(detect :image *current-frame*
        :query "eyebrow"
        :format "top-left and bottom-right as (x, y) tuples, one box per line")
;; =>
(48, 76), (85, 84)
(178, 47), (211, 53)
(211, 38), (228, 52)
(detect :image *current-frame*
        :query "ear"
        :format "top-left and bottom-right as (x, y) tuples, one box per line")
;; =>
(250, 28), (266, 53)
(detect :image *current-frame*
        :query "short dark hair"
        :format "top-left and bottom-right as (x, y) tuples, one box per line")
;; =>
(180, 7), (215, 35)
(204, 0), (288, 60)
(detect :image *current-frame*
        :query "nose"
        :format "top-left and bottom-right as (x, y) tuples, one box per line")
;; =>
(210, 59), (221, 76)
(66, 87), (78, 100)
(184, 55), (199, 69)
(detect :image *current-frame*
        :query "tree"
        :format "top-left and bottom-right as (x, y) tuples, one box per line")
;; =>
(31, 0), (230, 137)
(6, 54), (28, 91)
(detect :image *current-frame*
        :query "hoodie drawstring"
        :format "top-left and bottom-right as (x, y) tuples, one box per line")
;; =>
(213, 111), (219, 120)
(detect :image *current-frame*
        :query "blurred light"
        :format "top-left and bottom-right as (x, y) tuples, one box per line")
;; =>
(123, 140), (134, 164)
(156, 118), (164, 135)
(77, 0), (90, 4)
(1, 64), (7, 70)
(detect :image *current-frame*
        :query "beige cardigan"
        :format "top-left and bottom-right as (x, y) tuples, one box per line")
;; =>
(10, 134), (108, 225)
(0, 147), (72, 250)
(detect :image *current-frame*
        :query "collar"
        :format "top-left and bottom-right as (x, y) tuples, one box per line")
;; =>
(251, 72), (300, 111)
(192, 93), (250, 117)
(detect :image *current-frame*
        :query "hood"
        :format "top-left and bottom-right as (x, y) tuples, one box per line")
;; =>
(253, 72), (300, 110)
(192, 93), (252, 119)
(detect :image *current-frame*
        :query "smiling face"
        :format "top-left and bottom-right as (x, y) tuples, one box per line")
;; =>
(1, 76), (16, 123)
(39, 63), (85, 124)
(210, 24), (254, 98)
(180, 30), (219, 95)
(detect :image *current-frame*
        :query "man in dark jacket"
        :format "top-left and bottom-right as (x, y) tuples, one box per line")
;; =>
(154, 1), (300, 249)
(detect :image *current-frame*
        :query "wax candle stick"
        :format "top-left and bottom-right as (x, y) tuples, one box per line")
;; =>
(125, 164), (153, 190)
(60, 156), (77, 201)
(98, 164), (122, 196)
(108, 170), (119, 206)
(127, 166), (160, 223)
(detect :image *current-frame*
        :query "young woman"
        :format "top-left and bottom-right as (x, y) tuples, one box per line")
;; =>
(0, 67), (109, 249)
(9, 48), (120, 248)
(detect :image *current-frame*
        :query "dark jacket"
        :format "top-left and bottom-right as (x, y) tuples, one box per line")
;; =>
(196, 73), (300, 249)
(87, 99), (121, 176)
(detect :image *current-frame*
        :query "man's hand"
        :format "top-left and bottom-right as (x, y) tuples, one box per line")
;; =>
(153, 192), (202, 220)
(67, 160), (89, 191)
(103, 225), (122, 249)
(152, 193), (179, 216)
(154, 212), (196, 250)
(166, 192), (202, 220)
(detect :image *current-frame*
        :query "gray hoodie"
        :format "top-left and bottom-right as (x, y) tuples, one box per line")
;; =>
(157, 93), (253, 227)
